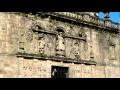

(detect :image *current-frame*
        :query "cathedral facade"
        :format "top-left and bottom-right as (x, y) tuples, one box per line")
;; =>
(0, 12), (120, 78)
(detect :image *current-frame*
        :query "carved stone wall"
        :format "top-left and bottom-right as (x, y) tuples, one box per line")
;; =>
(0, 12), (120, 78)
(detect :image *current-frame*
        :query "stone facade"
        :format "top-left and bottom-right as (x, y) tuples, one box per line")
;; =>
(0, 12), (120, 78)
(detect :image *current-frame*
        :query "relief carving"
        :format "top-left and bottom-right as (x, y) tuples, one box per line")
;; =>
(83, 14), (90, 22)
(79, 31), (87, 39)
(42, 16), (52, 30)
(26, 29), (33, 42)
(74, 41), (80, 59)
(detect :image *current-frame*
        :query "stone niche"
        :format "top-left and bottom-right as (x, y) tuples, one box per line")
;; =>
(56, 28), (65, 57)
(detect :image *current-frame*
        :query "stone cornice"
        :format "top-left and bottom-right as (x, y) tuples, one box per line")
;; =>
(16, 52), (97, 65)
(37, 12), (119, 34)
(14, 12), (119, 34)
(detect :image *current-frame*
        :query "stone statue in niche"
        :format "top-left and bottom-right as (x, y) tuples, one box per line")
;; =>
(47, 36), (53, 49)
(38, 34), (45, 55)
(74, 41), (80, 59)
(56, 29), (65, 57)
(56, 32), (65, 51)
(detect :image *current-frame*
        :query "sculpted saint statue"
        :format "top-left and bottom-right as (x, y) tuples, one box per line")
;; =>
(39, 37), (45, 54)
(56, 32), (65, 51)
(74, 42), (80, 59)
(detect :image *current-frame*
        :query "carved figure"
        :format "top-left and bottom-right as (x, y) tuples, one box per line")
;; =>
(39, 37), (45, 54)
(74, 42), (80, 59)
(56, 32), (65, 51)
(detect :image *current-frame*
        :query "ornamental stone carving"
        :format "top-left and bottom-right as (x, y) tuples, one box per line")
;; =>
(79, 31), (87, 39)
(83, 14), (90, 22)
